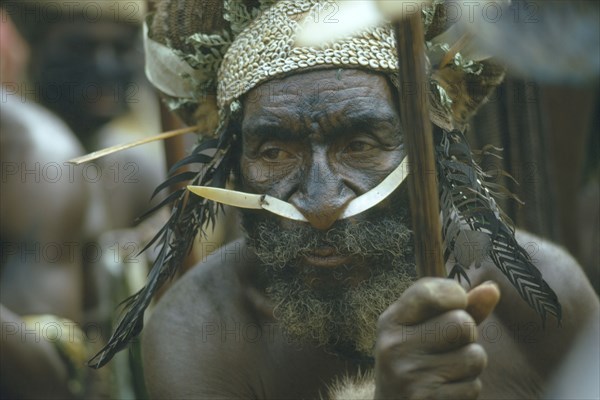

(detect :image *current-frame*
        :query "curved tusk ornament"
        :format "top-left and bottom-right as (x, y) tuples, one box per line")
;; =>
(187, 157), (409, 222)
(339, 157), (408, 219)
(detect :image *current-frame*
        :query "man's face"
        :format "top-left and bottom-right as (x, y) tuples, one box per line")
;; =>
(238, 69), (416, 355)
(30, 19), (140, 135)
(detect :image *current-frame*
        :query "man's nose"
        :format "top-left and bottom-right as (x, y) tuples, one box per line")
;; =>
(288, 162), (355, 230)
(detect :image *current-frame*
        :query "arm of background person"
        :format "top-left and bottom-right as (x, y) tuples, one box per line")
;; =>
(0, 95), (93, 398)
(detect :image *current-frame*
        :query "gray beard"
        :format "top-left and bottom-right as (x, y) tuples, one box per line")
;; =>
(245, 213), (416, 356)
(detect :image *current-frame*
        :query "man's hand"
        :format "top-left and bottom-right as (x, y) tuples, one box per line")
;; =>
(374, 278), (500, 399)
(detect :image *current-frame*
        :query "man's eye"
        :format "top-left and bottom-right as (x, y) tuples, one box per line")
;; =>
(261, 147), (290, 161)
(345, 141), (375, 153)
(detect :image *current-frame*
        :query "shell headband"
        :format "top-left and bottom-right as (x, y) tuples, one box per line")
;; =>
(145, 0), (505, 133)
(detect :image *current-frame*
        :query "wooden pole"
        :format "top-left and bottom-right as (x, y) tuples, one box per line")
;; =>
(394, 13), (446, 278)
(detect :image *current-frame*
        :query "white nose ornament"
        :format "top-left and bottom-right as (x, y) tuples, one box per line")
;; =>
(187, 157), (409, 222)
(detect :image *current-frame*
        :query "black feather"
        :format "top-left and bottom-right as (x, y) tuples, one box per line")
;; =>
(88, 126), (236, 368)
(151, 171), (200, 199)
(436, 129), (561, 324)
(136, 188), (186, 222)
(167, 152), (214, 176)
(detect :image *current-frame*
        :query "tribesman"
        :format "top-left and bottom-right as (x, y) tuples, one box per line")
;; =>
(1, 9), (94, 398)
(90, 1), (599, 399)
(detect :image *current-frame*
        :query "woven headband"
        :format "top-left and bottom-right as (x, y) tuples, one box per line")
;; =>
(144, 0), (505, 133)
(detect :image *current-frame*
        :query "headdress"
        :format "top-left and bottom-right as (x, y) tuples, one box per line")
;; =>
(89, 0), (560, 368)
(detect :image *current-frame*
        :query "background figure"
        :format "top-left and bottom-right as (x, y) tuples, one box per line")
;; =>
(0, 89), (97, 399)
(1, 9), (105, 398)
(3, 0), (166, 229)
(1, 1), (168, 398)
(3, 1), (231, 397)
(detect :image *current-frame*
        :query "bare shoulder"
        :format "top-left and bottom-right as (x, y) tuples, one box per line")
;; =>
(145, 240), (253, 328)
(0, 95), (88, 240)
(1, 94), (84, 161)
(142, 239), (263, 399)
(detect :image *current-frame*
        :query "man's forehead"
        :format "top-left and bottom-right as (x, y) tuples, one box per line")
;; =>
(241, 68), (396, 127)
(239, 72), (400, 142)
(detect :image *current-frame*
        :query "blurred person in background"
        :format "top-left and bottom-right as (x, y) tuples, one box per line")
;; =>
(3, 0), (167, 229)
(1, 1), (170, 398)
(1, 8), (106, 398)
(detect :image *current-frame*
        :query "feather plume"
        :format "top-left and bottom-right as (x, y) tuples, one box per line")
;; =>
(88, 123), (235, 368)
(436, 129), (561, 324)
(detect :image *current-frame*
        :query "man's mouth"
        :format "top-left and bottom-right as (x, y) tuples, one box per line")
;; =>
(303, 247), (353, 268)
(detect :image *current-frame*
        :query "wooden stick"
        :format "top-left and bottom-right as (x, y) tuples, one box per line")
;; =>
(395, 13), (446, 278)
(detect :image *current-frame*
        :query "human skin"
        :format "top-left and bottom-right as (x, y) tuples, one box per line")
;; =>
(0, 92), (90, 399)
(27, 18), (166, 230)
(141, 69), (600, 399)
